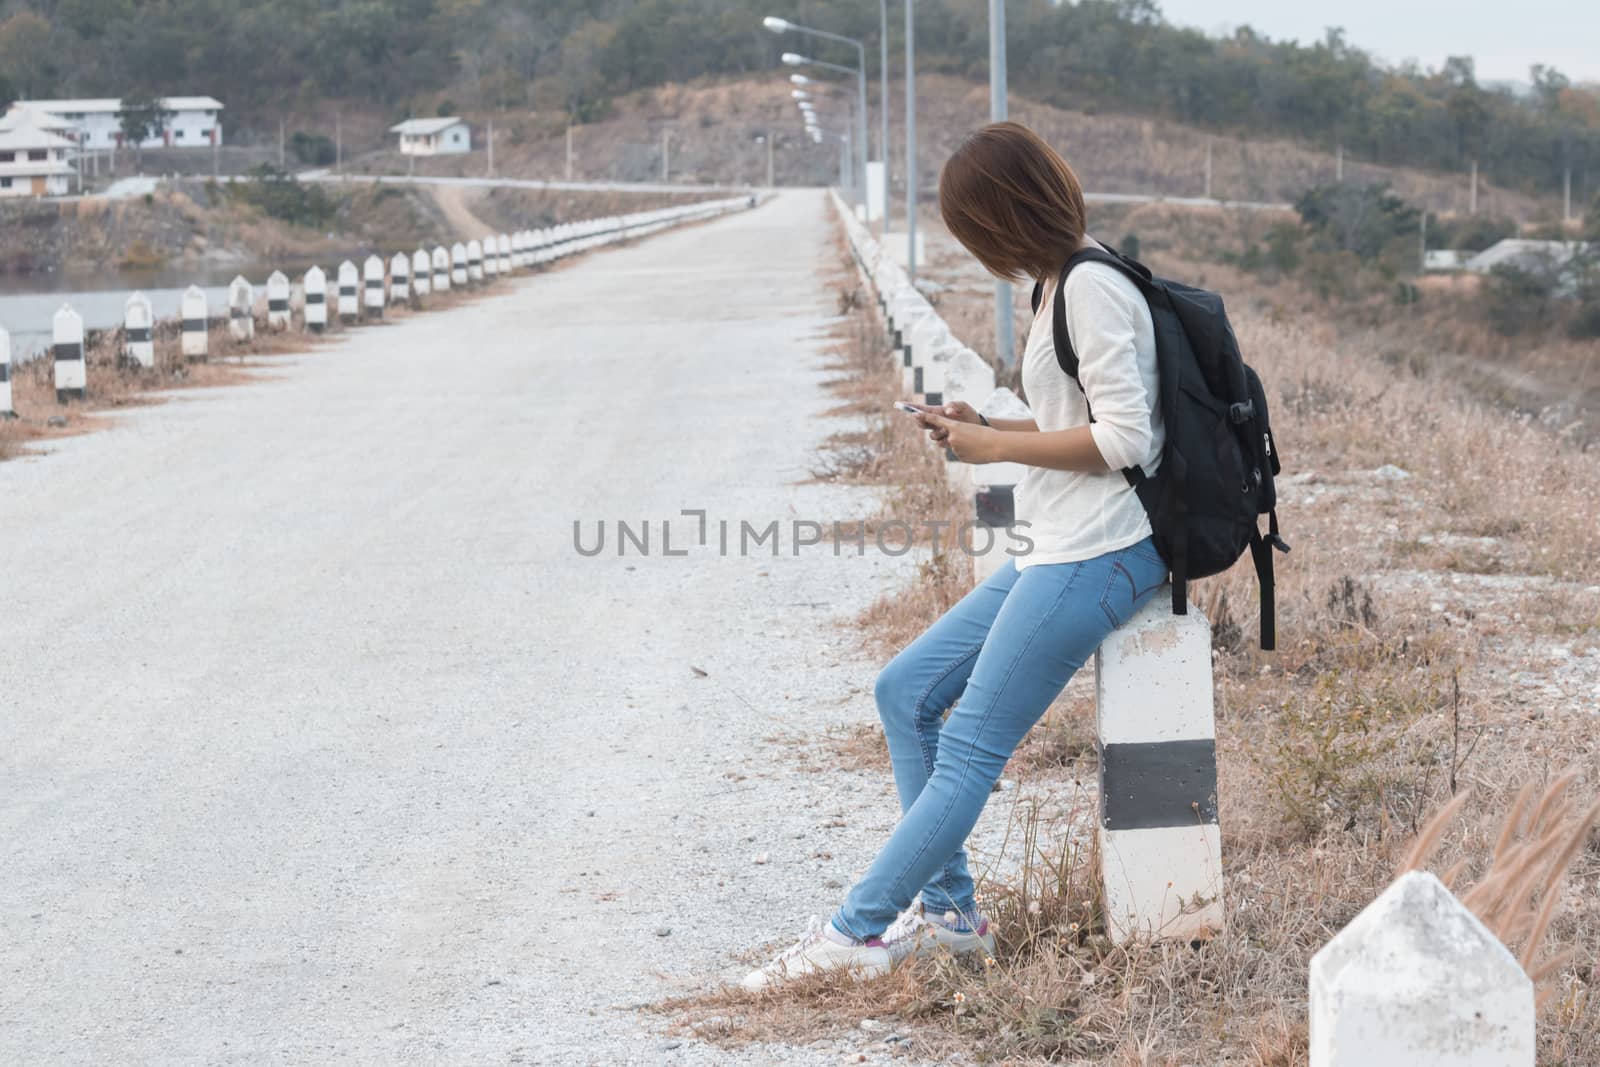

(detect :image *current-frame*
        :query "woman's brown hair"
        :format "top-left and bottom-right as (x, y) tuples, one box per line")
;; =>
(938, 121), (1087, 283)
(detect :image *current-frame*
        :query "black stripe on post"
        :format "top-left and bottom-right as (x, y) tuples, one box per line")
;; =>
(307, 293), (325, 305)
(0, 362), (10, 383)
(365, 279), (382, 289)
(913, 367), (923, 394)
(268, 299), (288, 311)
(127, 328), (152, 342)
(340, 286), (355, 296)
(1099, 739), (1219, 831)
(974, 485), (1015, 528)
(182, 319), (206, 332)
(924, 391), (943, 406)
(53, 342), (83, 363)
(230, 307), (245, 318)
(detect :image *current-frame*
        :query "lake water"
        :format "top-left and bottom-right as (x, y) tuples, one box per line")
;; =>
(0, 262), (321, 358)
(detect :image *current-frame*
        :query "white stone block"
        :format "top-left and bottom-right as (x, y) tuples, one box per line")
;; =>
(1310, 871), (1535, 1067)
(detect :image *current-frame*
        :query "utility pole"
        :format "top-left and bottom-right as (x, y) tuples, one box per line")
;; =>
(662, 128), (670, 182)
(1336, 143), (1344, 182)
(905, 0), (917, 281)
(1564, 167), (1572, 225)
(1420, 210), (1428, 273)
(1204, 137), (1213, 199)
(565, 124), (573, 181)
(1469, 159), (1478, 215)
(278, 119), (285, 168)
(989, 0), (1014, 369)
(879, 0), (890, 238)
(487, 118), (494, 178)
(766, 130), (775, 188)
(335, 113), (342, 175)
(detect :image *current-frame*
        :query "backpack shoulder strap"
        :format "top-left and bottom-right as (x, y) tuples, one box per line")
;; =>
(1048, 246), (1153, 381)
(1049, 246), (1152, 492)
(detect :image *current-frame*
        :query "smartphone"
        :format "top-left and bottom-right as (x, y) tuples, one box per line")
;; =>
(894, 402), (923, 416)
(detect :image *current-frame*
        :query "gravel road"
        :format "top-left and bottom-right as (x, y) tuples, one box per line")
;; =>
(0, 192), (932, 1065)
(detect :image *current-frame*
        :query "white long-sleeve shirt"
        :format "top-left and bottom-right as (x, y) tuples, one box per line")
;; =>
(1013, 259), (1164, 569)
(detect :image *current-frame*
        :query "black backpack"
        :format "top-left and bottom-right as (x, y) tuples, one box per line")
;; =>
(1031, 245), (1288, 650)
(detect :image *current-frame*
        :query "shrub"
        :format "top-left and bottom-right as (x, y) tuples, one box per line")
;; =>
(289, 131), (336, 166)
(227, 164), (337, 229)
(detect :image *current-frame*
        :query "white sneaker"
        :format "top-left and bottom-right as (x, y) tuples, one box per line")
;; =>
(881, 904), (996, 962)
(741, 917), (892, 992)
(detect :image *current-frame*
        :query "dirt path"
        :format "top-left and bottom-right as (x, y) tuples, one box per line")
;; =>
(429, 182), (496, 238)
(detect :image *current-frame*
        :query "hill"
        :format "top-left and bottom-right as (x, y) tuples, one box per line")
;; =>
(2, 0), (1596, 202)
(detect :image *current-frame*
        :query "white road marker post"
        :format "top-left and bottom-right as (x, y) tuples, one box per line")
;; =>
(1309, 871), (1534, 1067)
(337, 261), (359, 325)
(450, 243), (468, 289)
(53, 303), (86, 403)
(389, 253), (410, 306)
(511, 231), (526, 270)
(482, 236), (499, 282)
(362, 255), (385, 320)
(266, 270), (291, 331)
(303, 266), (327, 333)
(1094, 590), (1223, 944)
(227, 275), (255, 342)
(123, 291), (155, 368)
(497, 233), (512, 274)
(466, 240), (484, 284)
(967, 387), (1031, 586)
(433, 246), (452, 293)
(411, 249), (431, 305)
(0, 323), (14, 418)
(181, 285), (209, 361)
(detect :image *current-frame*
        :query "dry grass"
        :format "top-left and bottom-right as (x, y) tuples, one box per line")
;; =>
(662, 201), (1600, 1063)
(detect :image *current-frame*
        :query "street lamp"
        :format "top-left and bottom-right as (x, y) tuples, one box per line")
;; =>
(766, 16), (869, 212)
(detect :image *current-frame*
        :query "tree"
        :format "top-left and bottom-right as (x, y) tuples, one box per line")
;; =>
(119, 95), (172, 169)
(0, 11), (51, 96)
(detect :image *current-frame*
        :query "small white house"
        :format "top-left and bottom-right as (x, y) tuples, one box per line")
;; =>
(11, 96), (223, 150)
(0, 120), (75, 197)
(390, 117), (471, 156)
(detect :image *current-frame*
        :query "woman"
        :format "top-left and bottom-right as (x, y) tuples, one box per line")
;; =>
(744, 121), (1168, 990)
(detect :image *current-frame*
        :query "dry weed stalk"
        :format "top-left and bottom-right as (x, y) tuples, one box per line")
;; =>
(1398, 773), (1600, 1004)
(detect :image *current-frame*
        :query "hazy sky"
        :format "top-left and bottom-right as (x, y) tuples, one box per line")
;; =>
(1156, 0), (1600, 85)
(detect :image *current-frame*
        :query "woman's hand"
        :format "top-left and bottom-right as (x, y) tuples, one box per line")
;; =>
(907, 400), (981, 446)
(920, 413), (1005, 464)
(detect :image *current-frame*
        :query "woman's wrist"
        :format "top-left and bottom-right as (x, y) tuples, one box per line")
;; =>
(977, 412), (990, 428)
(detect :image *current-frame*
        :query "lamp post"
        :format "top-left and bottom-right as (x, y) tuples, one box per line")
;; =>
(879, 0), (891, 238)
(989, 0), (1014, 368)
(906, 0), (917, 280)
(767, 16), (869, 212)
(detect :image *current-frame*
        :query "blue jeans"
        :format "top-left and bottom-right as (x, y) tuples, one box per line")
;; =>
(832, 537), (1168, 939)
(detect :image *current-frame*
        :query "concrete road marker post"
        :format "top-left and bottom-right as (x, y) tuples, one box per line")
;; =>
(362, 255), (385, 320)
(337, 261), (359, 324)
(303, 266), (327, 333)
(1309, 871), (1534, 1067)
(53, 303), (86, 403)
(266, 271), (291, 331)
(466, 240), (484, 284)
(411, 249), (431, 304)
(450, 244), (468, 289)
(482, 237), (499, 282)
(0, 323), (14, 418)
(123, 291), (155, 368)
(389, 253), (410, 306)
(1094, 593), (1224, 944)
(181, 285), (209, 360)
(228, 276), (255, 342)
(497, 234), (512, 274)
(433, 246), (452, 292)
